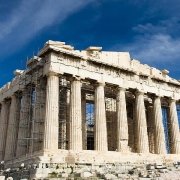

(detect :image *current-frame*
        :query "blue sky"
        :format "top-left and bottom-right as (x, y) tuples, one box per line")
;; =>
(0, 0), (180, 87)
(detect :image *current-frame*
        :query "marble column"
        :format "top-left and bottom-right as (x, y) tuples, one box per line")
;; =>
(95, 82), (108, 151)
(32, 79), (46, 152)
(16, 89), (31, 157)
(43, 73), (59, 151)
(81, 91), (87, 150)
(69, 77), (82, 151)
(0, 100), (10, 160)
(153, 96), (166, 154)
(66, 89), (70, 150)
(116, 87), (129, 152)
(59, 87), (68, 150)
(4, 95), (20, 160)
(169, 99), (180, 154)
(135, 91), (149, 153)
(147, 106), (155, 154)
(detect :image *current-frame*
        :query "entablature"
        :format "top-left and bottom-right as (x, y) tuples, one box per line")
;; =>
(46, 51), (180, 99)
(0, 40), (180, 102)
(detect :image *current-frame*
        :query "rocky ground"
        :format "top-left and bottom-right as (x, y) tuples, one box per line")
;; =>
(1, 161), (180, 179)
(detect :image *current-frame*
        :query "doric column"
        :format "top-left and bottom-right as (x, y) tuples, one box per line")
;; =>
(59, 86), (67, 150)
(153, 96), (166, 154)
(66, 89), (70, 150)
(95, 82), (108, 151)
(0, 101), (10, 160)
(147, 106), (155, 153)
(135, 91), (149, 153)
(69, 77), (82, 151)
(169, 99), (180, 154)
(16, 89), (31, 157)
(116, 87), (129, 152)
(32, 78), (46, 152)
(4, 95), (20, 160)
(82, 91), (87, 150)
(43, 73), (59, 151)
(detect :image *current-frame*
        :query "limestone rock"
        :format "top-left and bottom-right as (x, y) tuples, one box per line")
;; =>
(104, 173), (117, 180)
(81, 171), (93, 178)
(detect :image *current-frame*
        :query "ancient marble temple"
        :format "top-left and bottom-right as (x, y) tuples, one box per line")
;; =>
(0, 40), (180, 177)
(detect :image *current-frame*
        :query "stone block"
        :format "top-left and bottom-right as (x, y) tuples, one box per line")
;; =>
(104, 173), (117, 180)
(146, 164), (155, 170)
(74, 173), (81, 177)
(81, 171), (93, 178)
(158, 169), (168, 173)
(155, 163), (166, 169)
(61, 172), (68, 178)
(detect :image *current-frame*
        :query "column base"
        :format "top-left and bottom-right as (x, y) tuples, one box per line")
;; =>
(118, 140), (130, 152)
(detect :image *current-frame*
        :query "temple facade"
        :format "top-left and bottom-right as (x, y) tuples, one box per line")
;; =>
(0, 40), (180, 178)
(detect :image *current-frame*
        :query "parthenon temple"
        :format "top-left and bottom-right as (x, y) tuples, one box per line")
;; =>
(0, 40), (180, 178)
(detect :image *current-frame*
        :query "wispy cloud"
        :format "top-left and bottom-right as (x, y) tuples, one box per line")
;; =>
(112, 17), (180, 71)
(133, 18), (180, 36)
(109, 0), (180, 72)
(127, 34), (180, 63)
(0, 0), (93, 56)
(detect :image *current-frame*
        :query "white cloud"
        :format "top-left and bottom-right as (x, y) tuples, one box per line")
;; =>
(112, 19), (180, 70)
(133, 18), (180, 36)
(0, 0), (93, 56)
(128, 34), (180, 63)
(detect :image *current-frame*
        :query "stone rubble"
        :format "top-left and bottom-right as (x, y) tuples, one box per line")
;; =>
(0, 161), (180, 179)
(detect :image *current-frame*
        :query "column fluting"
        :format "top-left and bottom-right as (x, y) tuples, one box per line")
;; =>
(95, 82), (108, 151)
(69, 77), (83, 151)
(43, 73), (59, 150)
(147, 106), (155, 153)
(169, 99), (180, 154)
(116, 87), (129, 152)
(81, 91), (87, 150)
(153, 96), (166, 154)
(4, 95), (20, 160)
(0, 101), (10, 160)
(16, 89), (31, 157)
(135, 91), (149, 153)
(32, 79), (46, 152)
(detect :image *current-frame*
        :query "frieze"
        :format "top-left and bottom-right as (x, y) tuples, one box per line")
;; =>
(53, 54), (180, 97)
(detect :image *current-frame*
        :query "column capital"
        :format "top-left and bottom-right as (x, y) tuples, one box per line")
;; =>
(47, 71), (59, 77)
(135, 90), (144, 96)
(11, 94), (17, 99)
(155, 95), (161, 98)
(153, 92), (164, 98)
(152, 95), (162, 101)
(96, 81), (106, 87)
(117, 86), (126, 91)
(70, 76), (81, 81)
(169, 98), (176, 103)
